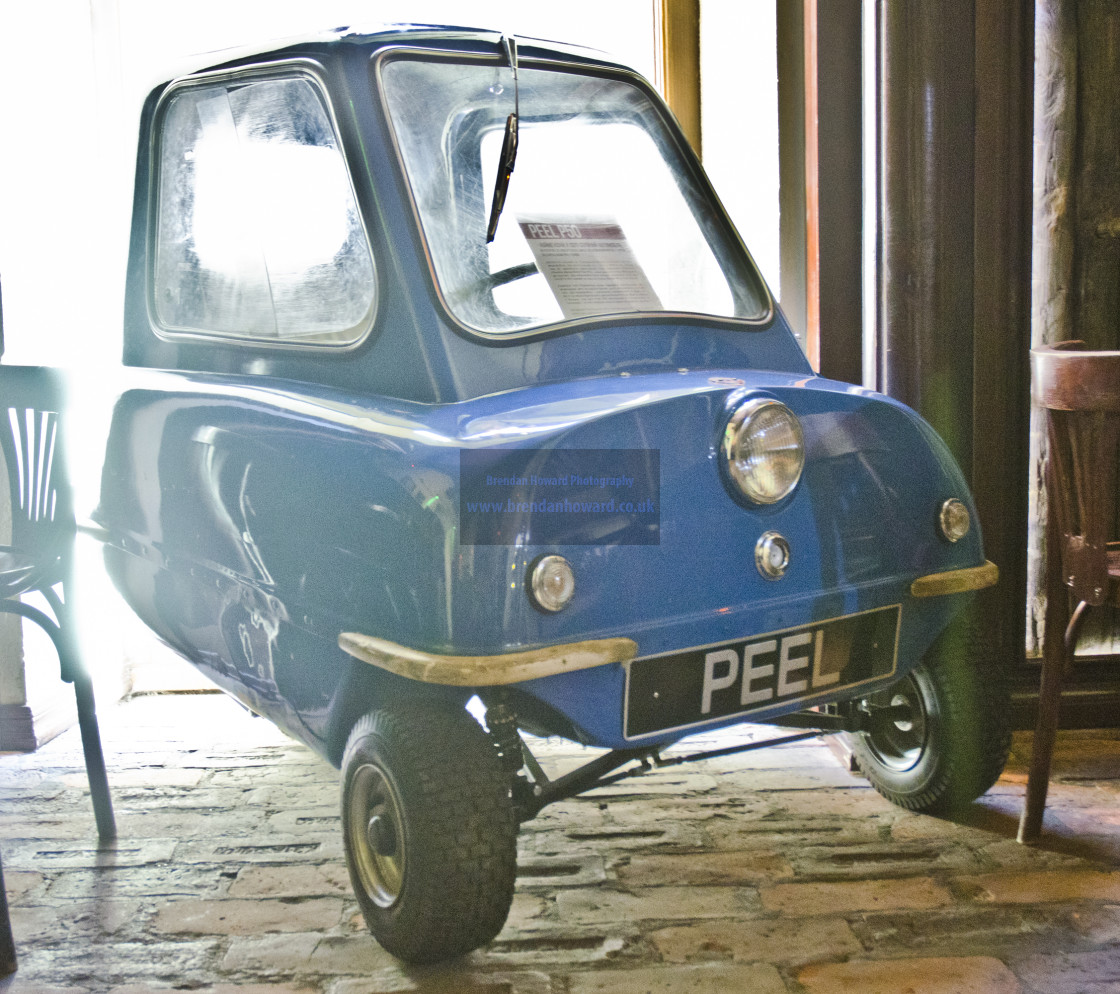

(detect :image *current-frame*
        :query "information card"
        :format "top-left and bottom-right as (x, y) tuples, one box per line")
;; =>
(517, 216), (662, 319)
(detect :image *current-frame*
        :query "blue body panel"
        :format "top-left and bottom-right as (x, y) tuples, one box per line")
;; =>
(96, 366), (983, 756)
(99, 26), (988, 763)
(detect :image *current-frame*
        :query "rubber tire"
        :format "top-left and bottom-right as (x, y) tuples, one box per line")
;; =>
(341, 703), (517, 963)
(850, 619), (1011, 814)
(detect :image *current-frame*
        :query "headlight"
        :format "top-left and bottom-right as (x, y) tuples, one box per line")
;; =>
(528, 555), (575, 612)
(722, 398), (805, 505)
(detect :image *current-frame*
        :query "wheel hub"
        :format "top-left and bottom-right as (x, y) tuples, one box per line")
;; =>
(889, 693), (915, 732)
(347, 763), (405, 908)
(861, 676), (929, 773)
(367, 813), (397, 855)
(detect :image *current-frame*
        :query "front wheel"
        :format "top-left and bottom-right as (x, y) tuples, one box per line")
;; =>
(850, 620), (1010, 814)
(341, 703), (518, 963)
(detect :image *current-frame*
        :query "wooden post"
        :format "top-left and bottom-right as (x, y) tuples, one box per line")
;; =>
(1071, 3), (1120, 352)
(815, 0), (863, 385)
(878, 0), (1034, 685)
(878, 0), (977, 472)
(1028, 0), (1120, 681)
(777, 0), (863, 378)
(777, 0), (810, 357)
(970, 0), (1035, 674)
(655, 0), (701, 157)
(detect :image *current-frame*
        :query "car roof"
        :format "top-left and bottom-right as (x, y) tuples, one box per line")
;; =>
(167, 22), (629, 85)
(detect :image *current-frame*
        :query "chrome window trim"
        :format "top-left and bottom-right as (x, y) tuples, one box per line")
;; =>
(371, 45), (775, 345)
(147, 58), (379, 353)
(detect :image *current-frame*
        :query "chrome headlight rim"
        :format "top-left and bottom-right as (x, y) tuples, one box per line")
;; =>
(755, 530), (792, 579)
(721, 397), (806, 506)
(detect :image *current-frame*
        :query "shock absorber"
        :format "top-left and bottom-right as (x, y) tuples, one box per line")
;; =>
(485, 699), (525, 777)
(485, 698), (540, 820)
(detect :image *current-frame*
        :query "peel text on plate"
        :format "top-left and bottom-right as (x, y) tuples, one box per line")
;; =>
(700, 630), (839, 714)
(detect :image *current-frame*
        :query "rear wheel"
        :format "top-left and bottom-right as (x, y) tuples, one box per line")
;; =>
(850, 620), (1010, 813)
(341, 703), (517, 963)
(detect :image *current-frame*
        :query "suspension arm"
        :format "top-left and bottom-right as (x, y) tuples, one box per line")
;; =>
(516, 729), (830, 821)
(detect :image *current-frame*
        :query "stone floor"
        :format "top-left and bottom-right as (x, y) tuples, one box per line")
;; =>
(1, 691), (1119, 994)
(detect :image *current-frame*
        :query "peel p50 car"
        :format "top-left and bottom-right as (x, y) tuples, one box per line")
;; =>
(95, 24), (1010, 963)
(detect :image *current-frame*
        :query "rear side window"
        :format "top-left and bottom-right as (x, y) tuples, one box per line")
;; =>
(152, 69), (376, 346)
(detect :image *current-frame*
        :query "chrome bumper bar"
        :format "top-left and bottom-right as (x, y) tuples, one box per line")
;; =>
(910, 560), (999, 598)
(338, 632), (638, 686)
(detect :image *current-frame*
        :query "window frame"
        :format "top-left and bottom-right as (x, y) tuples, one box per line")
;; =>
(147, 59), (378, 352)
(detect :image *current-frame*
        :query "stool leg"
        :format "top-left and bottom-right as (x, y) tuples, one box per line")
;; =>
(72, 672), (116, 841)
(0, 848), (16, 976)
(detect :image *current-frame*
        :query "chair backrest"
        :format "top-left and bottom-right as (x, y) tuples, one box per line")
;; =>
(1031, 341), (1120, 606)
(0, 366), (73, 567)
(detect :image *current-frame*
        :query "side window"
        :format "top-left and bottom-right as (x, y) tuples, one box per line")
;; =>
(152, 72), (376, 345)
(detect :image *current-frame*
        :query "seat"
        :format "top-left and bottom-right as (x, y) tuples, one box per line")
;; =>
(1018, 341), (1120, 843)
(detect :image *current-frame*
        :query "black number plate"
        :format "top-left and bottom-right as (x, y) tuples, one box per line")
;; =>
(624, 605), (901, 739)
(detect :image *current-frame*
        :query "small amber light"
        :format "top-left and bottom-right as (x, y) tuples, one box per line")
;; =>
(939, 499), (971, 543)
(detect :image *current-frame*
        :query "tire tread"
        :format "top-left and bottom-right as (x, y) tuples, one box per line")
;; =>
(852, 618), (1011, 814)
(342, 704), (517, 963)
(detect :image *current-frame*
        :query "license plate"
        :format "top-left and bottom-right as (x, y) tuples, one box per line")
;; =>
(623, 605), (901, 739)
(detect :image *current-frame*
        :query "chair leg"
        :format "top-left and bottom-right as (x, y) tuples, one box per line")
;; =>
(0, 848), (16, 976)
(1017, 638), (1066, 843)
(52, 577), (117, 842)
(1018, 599), (1088, 844)
(72, 671), (116, 842)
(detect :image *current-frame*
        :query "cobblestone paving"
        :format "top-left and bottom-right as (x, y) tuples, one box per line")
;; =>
(1, 693), (1118, 993)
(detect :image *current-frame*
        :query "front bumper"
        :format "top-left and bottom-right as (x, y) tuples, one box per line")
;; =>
(338, 631), (637, 685)
(338, 561), (998, 687)
(909, 560), (998, 598)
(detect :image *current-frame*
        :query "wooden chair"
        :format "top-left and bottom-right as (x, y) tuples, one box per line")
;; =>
(1018, 341), (1120, 843)
(0, 364), (117, 974)
(0, 365), (116, 839)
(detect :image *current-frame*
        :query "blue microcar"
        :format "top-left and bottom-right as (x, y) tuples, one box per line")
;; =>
(94, 24), (1009, 963)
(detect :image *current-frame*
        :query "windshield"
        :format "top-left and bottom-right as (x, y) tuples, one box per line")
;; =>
(379, 54), (769, 337)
